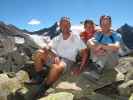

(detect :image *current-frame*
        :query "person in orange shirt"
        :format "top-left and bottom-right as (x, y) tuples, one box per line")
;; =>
(80, 19), (96, 44)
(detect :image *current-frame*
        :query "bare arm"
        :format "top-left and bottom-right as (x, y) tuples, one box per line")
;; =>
(87, 38), (98, 49)
(101, 42), (120, 52)
(79, 48), (89, 70)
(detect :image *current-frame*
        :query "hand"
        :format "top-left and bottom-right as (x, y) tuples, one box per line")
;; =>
(94, 44), (107, 56)
(95, 44), (103, 51)
(95, 48), (106, 56)
(80, 36), (86, 43)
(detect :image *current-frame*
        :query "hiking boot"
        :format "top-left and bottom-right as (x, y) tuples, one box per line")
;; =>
(83, 62), (104, 81)
(89, 62), (104, 74)
(34, 83), (51, 98)
(95, 64), (103, 74)
(24, 65), (49, 85)
(83, 70), (100, 81)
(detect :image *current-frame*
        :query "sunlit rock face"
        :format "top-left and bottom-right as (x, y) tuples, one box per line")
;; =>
(0, 70), (29, 100)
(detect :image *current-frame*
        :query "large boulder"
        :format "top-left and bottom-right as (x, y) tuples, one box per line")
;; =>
(117, 24), (133, 56)
(129, 93), (133, 100)
(115, 57), (133, 96)
(0, 70), (29, 100)
(39, 92), (74, 100)
(117, 24), (133, 50)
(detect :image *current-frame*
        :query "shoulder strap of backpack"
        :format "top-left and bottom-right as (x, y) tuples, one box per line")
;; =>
(98, 34), (104, 43)
(109, 35), (115, 43)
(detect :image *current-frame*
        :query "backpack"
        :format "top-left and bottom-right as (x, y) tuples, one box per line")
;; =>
(98, 33), (115, 43)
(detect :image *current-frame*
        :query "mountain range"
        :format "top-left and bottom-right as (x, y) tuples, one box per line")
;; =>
(0, 21), (133, 49)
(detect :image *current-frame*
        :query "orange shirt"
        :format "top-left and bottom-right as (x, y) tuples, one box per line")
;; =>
(80, 31), (95, 44)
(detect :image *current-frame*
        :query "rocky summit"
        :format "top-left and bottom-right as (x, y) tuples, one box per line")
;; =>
(0, 21), (133, 100)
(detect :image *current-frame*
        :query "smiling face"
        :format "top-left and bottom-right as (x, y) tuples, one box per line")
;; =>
(100, 16), (112, 33)
(84, 20), (95, 33)
(84, 23), (95, 33)
(59, 18), (71, 34)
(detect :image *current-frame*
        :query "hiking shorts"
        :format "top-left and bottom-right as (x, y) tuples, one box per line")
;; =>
(46, 56), (75, 73)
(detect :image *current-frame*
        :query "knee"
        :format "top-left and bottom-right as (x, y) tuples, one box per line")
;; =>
(52, 62), (65, 72)
(59, 61), (66, 70)
(32, 49), (48, 62)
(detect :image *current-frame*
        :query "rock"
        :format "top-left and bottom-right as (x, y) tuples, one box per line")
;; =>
(28, 34), (50, 49)
(116, 72), (125, 81)
(117, 24), (133, 56)
(117, 24), (133, 50)
(125, 70), (133, 81)
(129, 93), (133, 100)
(56, 81), (82, 91)
(14, 66), (119, 100)
(94, 80), (123, 97)
(0, 21), (133, 100)
(15, 70), (30, 83)
(30, 22), (60, 39)
(0, 21), (54, 73)
(115, 57), (133, 74)
(82, 71), (100, 81)
(0, 34), (31, 72)
(0, 96), (7, 100)
(0, 35), (15, 56)
(115, 57), (133, 82)
(2, 47), (132, 100)
(0, 70), (29, 99)
(118, 42), (131, 57)
(39, 92), (74, 100)
(118, 80), (133, 96)
(115, 57), (133, 96)
(80, 93), (114, 100)
(0, 21), (28, 36)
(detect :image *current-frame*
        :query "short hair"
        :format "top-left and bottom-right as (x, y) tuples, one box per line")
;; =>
(60, 16), (71, 23)
(84, 19), (94, 26)
(100, 15), (112, 25)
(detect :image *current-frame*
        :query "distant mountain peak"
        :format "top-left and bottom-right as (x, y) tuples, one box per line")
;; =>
(0, 21), (29, 36)
(30, 22), (59, 39)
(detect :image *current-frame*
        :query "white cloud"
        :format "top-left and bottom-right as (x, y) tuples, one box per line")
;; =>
(28, 19), (41, 25)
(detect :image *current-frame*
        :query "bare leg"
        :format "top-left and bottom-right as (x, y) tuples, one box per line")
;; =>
(35, 61), (65, 98)
(32, 49), (65, 97)
(45, 61), (65, 85)
(25, 49), (49, 84)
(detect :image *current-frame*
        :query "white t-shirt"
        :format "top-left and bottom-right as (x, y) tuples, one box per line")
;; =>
(50, 33), (86, 62)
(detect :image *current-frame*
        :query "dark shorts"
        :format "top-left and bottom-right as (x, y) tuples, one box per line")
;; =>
(46, 56), (75, 73)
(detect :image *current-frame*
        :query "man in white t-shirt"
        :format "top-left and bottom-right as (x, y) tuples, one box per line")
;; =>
(29, 17), (88, 98)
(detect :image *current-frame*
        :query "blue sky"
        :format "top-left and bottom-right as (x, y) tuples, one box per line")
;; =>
(0, 0), (133, 31)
